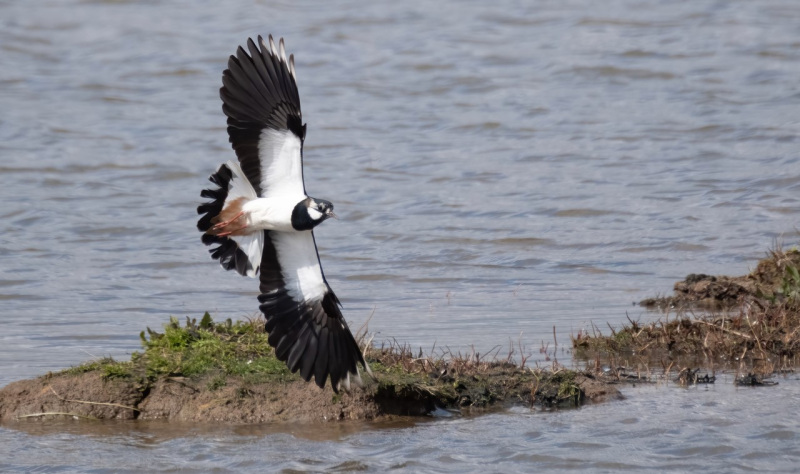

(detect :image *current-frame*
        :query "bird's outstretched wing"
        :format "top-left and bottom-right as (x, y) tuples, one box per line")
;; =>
(200, 35), (304, 276)
(258, 229), (369, 393)
(220, 35), (306, 199)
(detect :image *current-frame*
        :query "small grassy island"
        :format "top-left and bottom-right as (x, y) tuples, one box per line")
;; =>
(2, 246), (798, 424)
(0, 314), (619, 423)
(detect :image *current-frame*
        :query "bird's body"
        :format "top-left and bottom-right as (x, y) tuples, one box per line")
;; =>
(207, 164), (320, 236)
(197, 35), (369, 393)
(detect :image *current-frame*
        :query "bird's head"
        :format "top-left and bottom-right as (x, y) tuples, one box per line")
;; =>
(308, 198), (337, 222)
(292, 197), (337, 230)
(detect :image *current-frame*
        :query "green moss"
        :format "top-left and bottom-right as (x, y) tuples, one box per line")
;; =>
(138, 315), (295, 382)
(531, 370), (583, 408)
(553, 372), (581, 405)
(56, 314), (296, 386)
(206, 373), (228, 391)
(613, 330), (632, 344)
(780, 264), (800, 308)
(102, 361), (134, 379)
(51, 314), (601, 413)
(60, 357), (133, 380)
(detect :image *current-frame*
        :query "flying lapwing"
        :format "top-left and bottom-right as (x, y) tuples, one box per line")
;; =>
(198, 36), (370, 393)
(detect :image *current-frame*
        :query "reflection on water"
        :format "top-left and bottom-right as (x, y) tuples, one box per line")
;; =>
(1, 0), (799, 470)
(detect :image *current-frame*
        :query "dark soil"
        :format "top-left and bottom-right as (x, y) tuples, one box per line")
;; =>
(0, 365), (621, 424)
(640, 248), (800, 310)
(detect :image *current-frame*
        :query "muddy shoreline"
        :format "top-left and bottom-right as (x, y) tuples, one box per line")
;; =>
(0, 316), (621, 424)
(3, 247), (798, 425)
(0, 365), (621, 424)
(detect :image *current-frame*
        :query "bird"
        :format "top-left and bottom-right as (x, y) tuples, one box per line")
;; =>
(197, 35), (370, 393)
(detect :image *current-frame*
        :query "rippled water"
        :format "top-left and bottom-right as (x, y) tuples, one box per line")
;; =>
(2, 0), (799, 471)
(3, 375), (800, 472)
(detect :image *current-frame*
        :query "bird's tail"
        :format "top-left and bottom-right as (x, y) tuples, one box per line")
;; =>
(197, 161), (262, 277)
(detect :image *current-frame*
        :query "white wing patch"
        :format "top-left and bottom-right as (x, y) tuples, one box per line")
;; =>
(258, 128), (304, 198)
(230, 231), (264, 278)
(271, 231), (327, 302)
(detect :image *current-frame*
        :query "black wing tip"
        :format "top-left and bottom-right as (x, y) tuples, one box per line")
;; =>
(219, 34), (300, 108)
(197, 163), (232, 232)
(222, 34), (296, 84)
(205, 236), (254, 277)
(219, 34), (303, 170)
(259, 293), (368, 394)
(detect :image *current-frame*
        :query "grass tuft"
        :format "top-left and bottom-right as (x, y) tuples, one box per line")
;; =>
(138, 315), (293, 383)
(574, 245), (800, 377)
(52, 315), (604, 413)
(60, 315), (294, 386)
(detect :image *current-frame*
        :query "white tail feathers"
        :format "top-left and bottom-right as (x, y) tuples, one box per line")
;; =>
(225, 160), (258, 202)
(224, 161), (262, 278)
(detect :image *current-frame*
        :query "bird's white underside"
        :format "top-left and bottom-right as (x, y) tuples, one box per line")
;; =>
(254, 129), (327, 301)
(222, 129), (327, 302)
(242, 195), (302, 232)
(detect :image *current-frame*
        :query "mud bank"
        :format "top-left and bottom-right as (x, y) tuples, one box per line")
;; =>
(0, 316), (620, 424)
(575, 247), (800, 375)
(640, 247), (800, 310)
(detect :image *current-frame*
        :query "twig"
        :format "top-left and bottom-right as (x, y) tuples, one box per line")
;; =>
(355, 306), (376, 343)
(80, 348), (101, 361)
(748, 317), (766, 355)
(49, 386), (141, 412)
(691, 320), (753, 340)
(362, 333), (375, 361)
(18, 412), (96, 420)
(485, 345), (503, 361)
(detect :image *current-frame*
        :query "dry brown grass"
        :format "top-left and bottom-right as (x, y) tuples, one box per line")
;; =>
(574, 246), (800, 379)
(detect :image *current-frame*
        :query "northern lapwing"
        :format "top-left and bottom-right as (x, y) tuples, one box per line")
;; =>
(197, 36), (370, 393)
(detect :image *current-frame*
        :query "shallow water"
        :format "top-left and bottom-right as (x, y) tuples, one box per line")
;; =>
(1, 0), (799, 471)
(3, 374), (800, 472)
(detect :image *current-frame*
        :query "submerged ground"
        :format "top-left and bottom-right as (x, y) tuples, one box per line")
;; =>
(2, 247), (799, 424)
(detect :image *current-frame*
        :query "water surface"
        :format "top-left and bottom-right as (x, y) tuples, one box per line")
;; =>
(1, 0), (799, 471)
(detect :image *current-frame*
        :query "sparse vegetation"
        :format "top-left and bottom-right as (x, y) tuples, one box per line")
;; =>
(1, 314), (617, 423)
(137, 314), (293, 384)
(575, 245), (800, 378)
(62, 313), (295, 389)
(641, 246), (800, 310)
